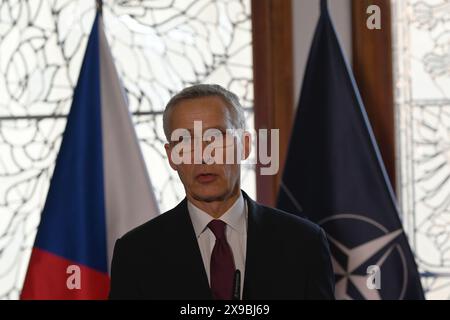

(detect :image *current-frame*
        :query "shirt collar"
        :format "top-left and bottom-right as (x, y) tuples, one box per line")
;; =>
(188, 192), (246, 238)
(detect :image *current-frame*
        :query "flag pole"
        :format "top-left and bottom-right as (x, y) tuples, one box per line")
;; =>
(320, 0), (328, 12)
(96, 0), (103, 15)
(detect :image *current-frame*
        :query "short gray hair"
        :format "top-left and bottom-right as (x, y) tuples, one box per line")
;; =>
(163, 84), (246, 140)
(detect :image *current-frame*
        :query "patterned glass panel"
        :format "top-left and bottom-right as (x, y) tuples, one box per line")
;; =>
(393, 0), (450, 299)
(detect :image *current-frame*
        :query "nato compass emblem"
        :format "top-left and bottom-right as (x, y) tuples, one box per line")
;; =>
(318, 214), (408, 300)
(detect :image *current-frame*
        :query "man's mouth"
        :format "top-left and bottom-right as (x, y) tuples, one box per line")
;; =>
(196, 173), (218, 183)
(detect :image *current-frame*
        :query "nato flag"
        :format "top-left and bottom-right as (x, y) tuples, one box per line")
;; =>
(277, 0), (425, 300)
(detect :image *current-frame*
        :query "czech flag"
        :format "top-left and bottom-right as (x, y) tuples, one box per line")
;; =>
(20, 12), (159, 299)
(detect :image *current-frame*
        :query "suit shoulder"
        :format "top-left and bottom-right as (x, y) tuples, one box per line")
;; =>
(118, 205), (180, 245)
(257, 204), (323, 237)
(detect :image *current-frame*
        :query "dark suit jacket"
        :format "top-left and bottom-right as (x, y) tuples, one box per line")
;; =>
(109, 192), (335, 299)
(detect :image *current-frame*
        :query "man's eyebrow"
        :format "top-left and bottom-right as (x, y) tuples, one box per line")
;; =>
(203, 126), (228, 131)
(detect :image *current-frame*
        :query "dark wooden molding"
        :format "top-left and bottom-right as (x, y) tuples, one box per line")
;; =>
(251, 0), (294, 206)
(352, 0), (396, 189)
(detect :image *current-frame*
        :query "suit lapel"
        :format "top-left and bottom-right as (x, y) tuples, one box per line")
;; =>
(172, 199), (212, 299)
(242, 192), (269, 300)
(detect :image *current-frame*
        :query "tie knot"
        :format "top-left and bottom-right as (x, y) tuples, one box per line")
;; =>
(208, 219), (227, 240)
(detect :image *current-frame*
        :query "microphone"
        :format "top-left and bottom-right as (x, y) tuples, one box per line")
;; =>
(232, 269), (241, 300)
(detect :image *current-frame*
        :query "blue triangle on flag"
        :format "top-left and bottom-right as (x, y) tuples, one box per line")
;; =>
(34, 13), (108, 273)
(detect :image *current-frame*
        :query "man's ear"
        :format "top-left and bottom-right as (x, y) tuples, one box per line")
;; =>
(164, 143), (178, 171)
(242, 131), (251, 161)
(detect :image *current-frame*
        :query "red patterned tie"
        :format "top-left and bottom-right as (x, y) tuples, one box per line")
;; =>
(208, 219), (235, 300)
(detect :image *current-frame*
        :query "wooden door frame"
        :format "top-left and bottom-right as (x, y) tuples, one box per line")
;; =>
(251, 0), (294, 206)
(352, 0), (396, 189)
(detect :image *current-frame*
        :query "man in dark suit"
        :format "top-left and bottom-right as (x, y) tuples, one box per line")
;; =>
(109, 84), (335, 300)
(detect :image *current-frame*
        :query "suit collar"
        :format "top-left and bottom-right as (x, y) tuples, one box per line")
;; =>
(241, 191), (266, 300)
(171, 198), (212, 299)
(187, 191), (247, 237)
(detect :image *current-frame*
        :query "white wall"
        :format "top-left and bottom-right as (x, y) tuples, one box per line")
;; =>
(292, 0), (352, 105)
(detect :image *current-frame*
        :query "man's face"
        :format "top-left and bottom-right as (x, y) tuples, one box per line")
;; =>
(164, 96), (249, 202)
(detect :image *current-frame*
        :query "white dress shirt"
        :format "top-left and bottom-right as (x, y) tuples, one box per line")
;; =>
(187, 192), (247, 299)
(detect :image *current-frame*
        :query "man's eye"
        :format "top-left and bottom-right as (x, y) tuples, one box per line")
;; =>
(204, 132), (223, 141)
(172, 136), (191, 144)
(180, 136), (192, 143)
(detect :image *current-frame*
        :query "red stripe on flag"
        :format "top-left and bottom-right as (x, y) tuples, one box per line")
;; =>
(21, 248), (110, 300)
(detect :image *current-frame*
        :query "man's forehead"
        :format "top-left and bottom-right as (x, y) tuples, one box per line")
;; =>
(173, 95), (225, 106)
(166, 96), (239, 137)
(169, 104), (235, 125)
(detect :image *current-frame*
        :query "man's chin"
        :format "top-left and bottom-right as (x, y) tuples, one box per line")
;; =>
(191, 190), (228, 203)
